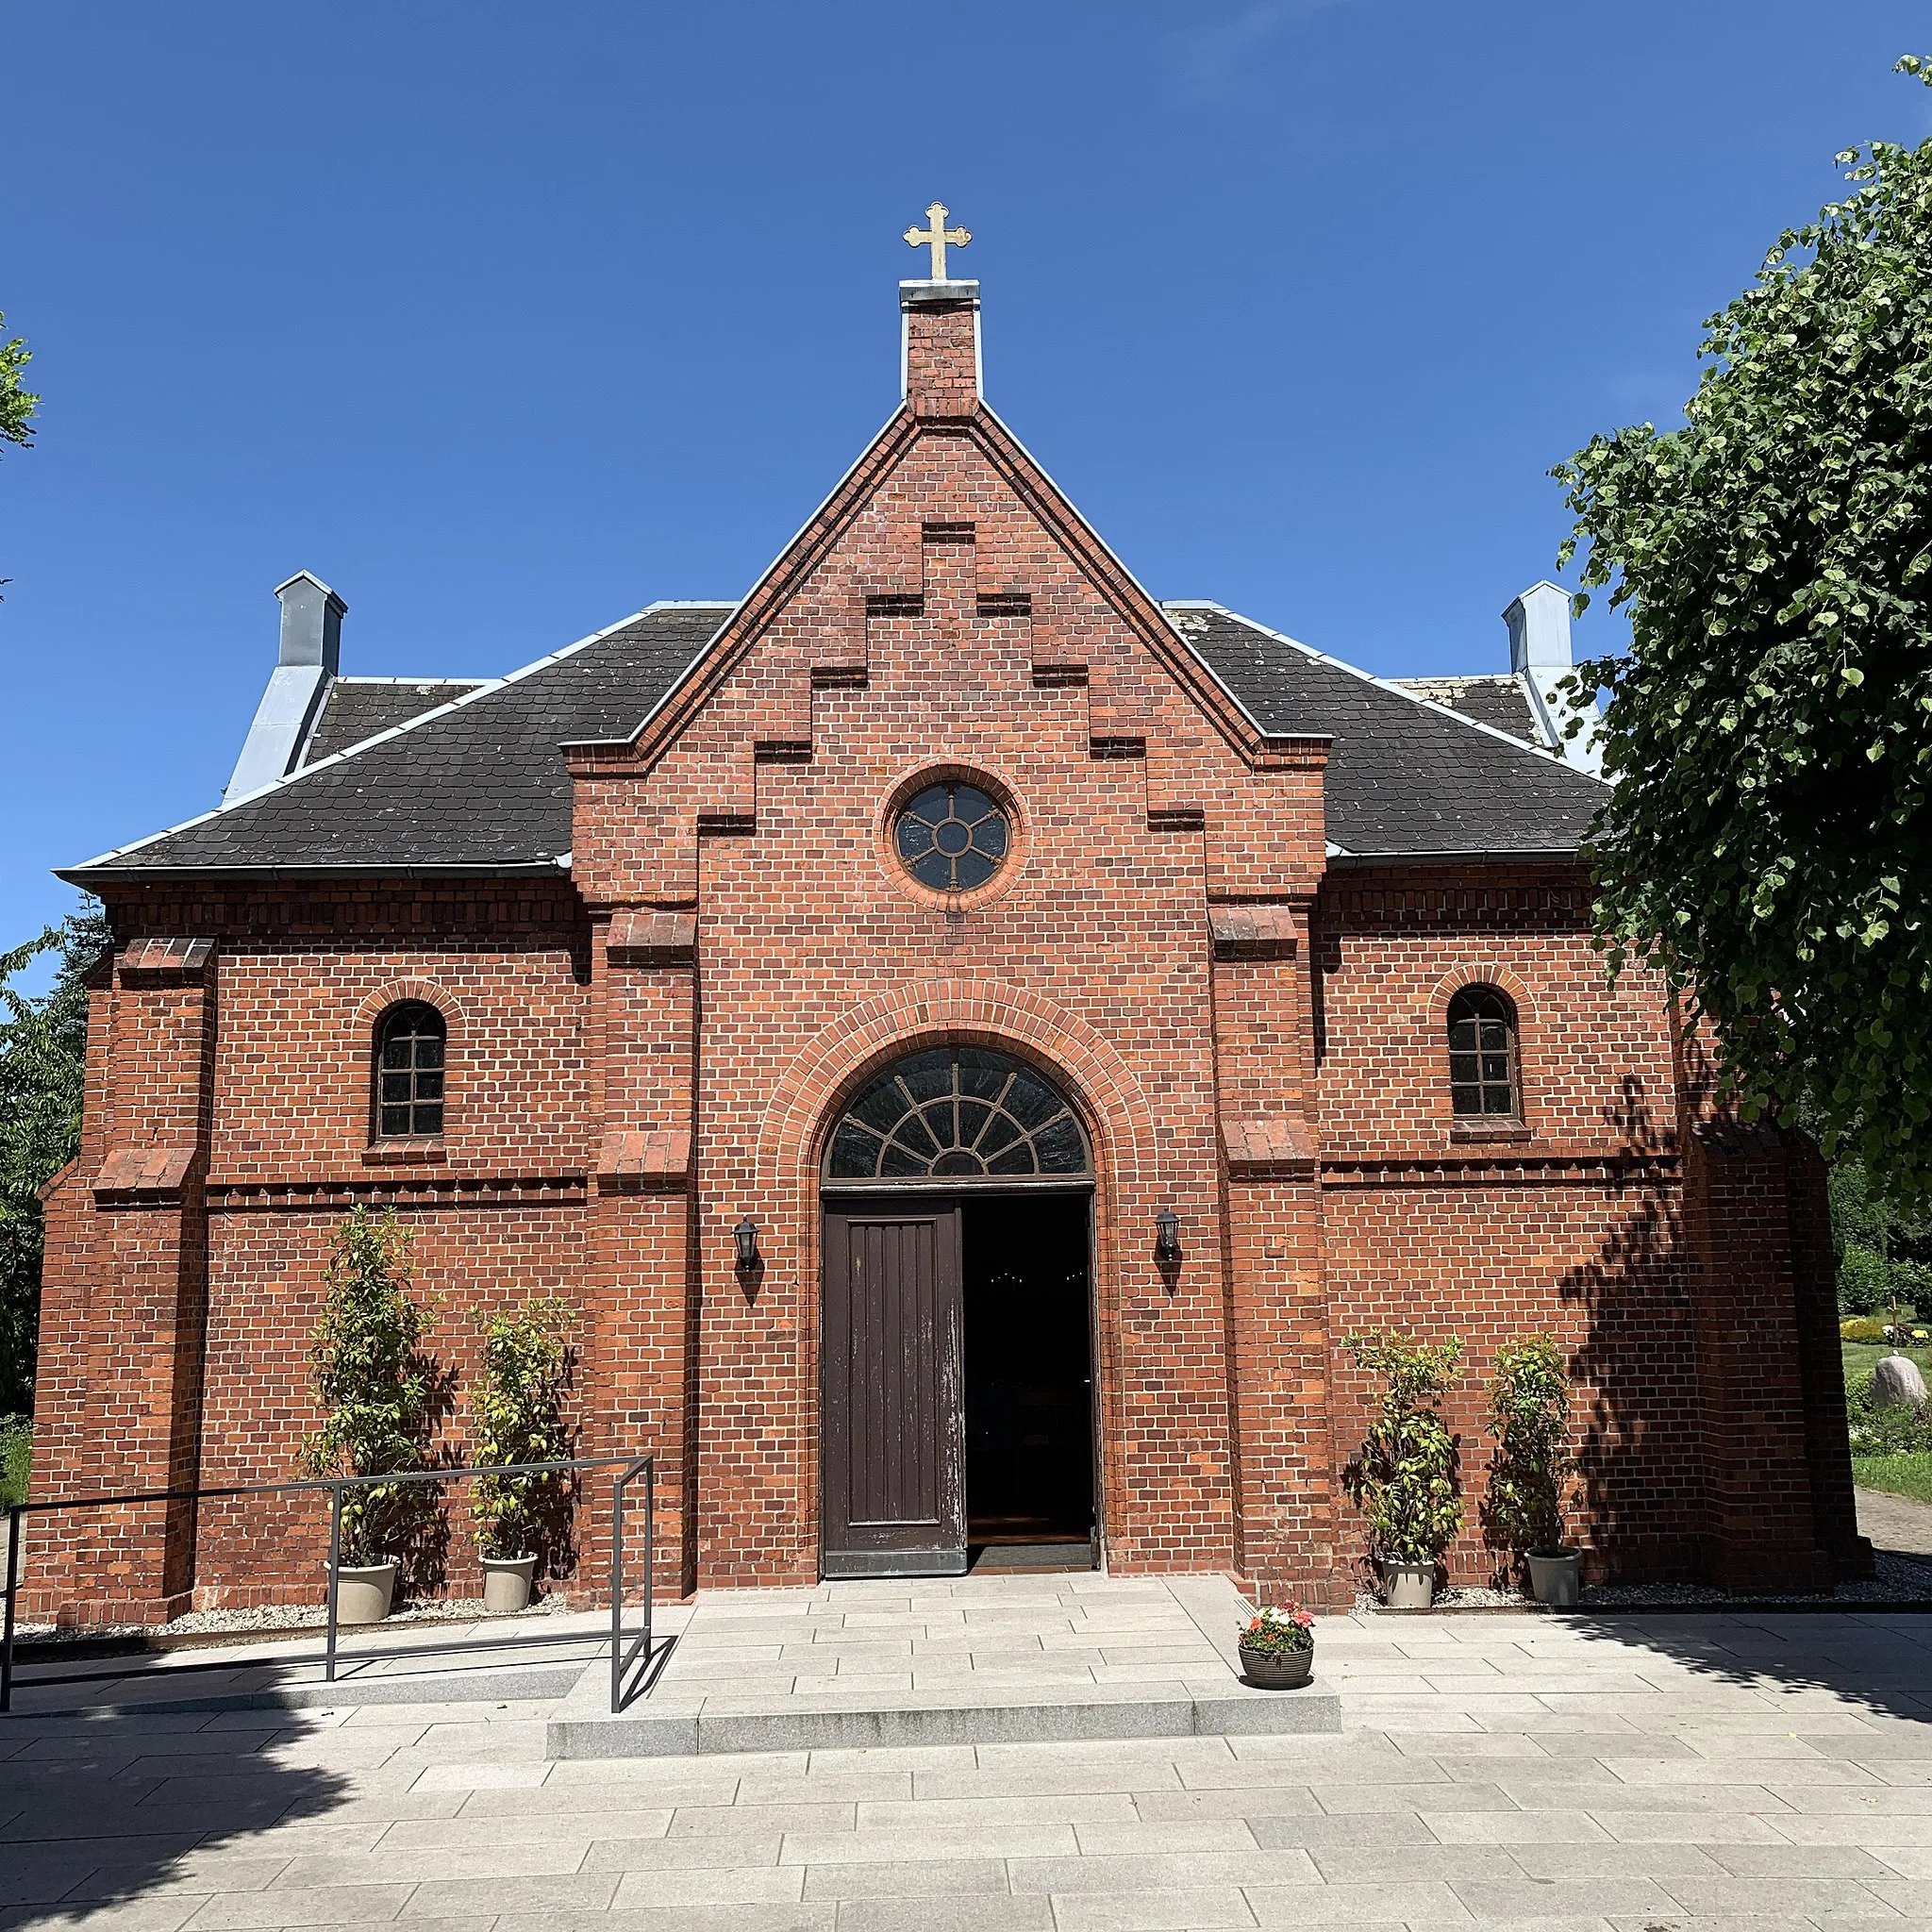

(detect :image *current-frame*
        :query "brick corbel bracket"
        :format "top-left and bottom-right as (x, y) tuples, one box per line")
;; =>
(1208, 906), (1298, 961)
(595, 1129), (692, 1194)
(95, 936), (217, 1203)
(606, 910), (697, 967)
(1221, 1116), (1317, 1179)
(92, 1144), (202, 1204)
(118, 936), (214, 984)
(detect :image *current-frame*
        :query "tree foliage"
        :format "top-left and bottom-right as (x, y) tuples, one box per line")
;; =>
(0, 310), (39, 606)
(0, 907), (109, 1417)
(1555, 58), (1932, 1199)
(468, 1298), (576, 1566)
(1341, 1330), (1464, 1566)
(1481, 1333), (1574, 1558)
(300, 1208), (438, 1565)
(0, 314), (34, 456)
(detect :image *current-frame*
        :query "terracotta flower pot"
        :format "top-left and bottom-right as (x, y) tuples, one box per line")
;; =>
(1381, 1559), (1435, 1609)
(1240, 1645), (1314, 1690)
(334, 1558), (399, 1625)
(482, 1555), (537, 1613)
(1525, 1549), (1581, 1607)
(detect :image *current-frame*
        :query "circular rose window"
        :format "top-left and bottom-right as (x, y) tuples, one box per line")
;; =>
(893, 780), (1009, 893)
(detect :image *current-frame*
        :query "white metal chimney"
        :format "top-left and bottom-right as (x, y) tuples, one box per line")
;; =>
(224, 573), (345, 801)
(1504, 581), (1602, 775)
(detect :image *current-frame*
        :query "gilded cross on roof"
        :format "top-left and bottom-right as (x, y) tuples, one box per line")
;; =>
(904, 202), (971, 280)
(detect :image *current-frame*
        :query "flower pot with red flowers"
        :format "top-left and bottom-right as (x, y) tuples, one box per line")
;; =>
(1238, 1605), (1316, 1689)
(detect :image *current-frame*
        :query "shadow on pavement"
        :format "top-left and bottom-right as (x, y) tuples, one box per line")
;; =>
(0, 1702), (354, 1924)
(1567, 1608), (1932, 1731)
(1853, 1485), (1932, 1566)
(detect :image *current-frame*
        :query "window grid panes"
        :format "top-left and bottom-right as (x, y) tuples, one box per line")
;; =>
(377, 1003), (446, 1138)
(825, 1047), (1090, 1183)
(893, 782), (1009, 893)
(1447, 985), (1519, 1119)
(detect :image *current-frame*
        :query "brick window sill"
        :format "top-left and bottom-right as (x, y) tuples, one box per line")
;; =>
(363, 1140), (448, 1166)
(1449, 1122), (1533, 1144)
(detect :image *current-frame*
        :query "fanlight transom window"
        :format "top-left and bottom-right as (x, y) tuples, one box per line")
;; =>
(1446, 983), (1519, 1119)
(376, 1002), (446, 1138)
(825, 1047), (1090, 1184)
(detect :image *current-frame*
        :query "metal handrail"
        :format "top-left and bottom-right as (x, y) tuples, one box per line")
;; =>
(1, 1452), (655, 1715)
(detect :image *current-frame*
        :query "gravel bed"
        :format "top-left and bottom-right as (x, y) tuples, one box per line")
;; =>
(1350, 1548), (1932, 1615)
(16, 1592), (577, 1645)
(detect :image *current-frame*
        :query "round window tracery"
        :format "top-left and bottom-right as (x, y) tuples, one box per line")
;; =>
(824, 1047), (1091, 1184)
(893, 781), (1009, 893)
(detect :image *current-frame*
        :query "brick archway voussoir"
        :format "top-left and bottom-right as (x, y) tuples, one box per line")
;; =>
(756, 979), (1156, 1207)
(354, 978), (469, 1031)
(1426, 961), (1534, 1030)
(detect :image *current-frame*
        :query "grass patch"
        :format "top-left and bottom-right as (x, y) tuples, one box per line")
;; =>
(0, 1419), (27, 1510)
(1843, 1340), (1932, 1391)
(1852, 1453), (1932, 1505)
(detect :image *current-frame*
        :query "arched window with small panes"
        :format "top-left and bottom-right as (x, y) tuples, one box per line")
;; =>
(375, 1002), (446, 1139)
(1446, 983), (1520, 1122)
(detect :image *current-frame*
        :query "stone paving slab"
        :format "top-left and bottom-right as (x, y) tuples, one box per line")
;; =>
(546, 1574), (1341, 1757)
(8, 1605), (1932, 1929)
(2, 1609), (647, 1717)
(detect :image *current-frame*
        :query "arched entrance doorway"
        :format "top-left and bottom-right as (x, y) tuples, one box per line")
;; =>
(820, 1045), (1096, 1578)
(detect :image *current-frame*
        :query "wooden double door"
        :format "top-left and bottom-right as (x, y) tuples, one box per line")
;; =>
(822, 1194), (1097, 1578)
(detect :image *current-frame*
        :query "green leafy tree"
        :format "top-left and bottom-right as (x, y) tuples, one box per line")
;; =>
(1554, 58), (1932, 1199)
(468, 1298), (577, 1567)
(300, 1208), (438, 1566)
(1829, 1154), (1932, 1312)
(0, 317), (34, 453)
(0, 907), (109, 1416)
(1, 311), (40, 604)
(1482, 1334), (1574, 1560)
(1839, 1243), (1895, 1317)
(1341, 1331), (1465, 1566)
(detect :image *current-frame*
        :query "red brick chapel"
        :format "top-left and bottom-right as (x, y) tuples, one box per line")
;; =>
(27, 238), (1866, 1622)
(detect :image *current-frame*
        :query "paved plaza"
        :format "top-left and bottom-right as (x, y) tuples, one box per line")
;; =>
(546, 1573), (1341, 1756)
(9, 1599), (1932, 1930)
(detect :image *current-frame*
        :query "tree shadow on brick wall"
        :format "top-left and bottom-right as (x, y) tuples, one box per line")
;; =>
(0, 1703), (353, 1923)
(1541, 1074), (1703, 1585)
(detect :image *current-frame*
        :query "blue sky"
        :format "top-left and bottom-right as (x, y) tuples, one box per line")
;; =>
(4, 2), (1928, 962)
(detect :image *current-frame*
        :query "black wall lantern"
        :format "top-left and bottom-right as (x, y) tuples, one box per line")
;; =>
(1154, 1208), (1182, 1266)
(734, 1218), (760, 1271)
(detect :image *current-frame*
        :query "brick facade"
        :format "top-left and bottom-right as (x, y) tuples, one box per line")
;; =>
(25, 281), (1868, 1620)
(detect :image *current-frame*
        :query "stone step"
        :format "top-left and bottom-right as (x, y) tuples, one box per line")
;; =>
(545, 1573), (1340, 1757)
(6, 1657), (592, 1716)
(546, 1662), (1341, 1757)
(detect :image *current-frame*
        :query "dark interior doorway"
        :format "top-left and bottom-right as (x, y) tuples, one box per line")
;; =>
(962, 1194), (1095, 1570)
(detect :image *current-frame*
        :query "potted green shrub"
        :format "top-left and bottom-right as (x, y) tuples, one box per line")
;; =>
(1342, 1330), (1464, 1608)
(1483, 1333), (1579, 1606)
(1237, 1604), (1316, 1689)
(300, 1208), (436, 1624)
(469, 1297), (576, 1612)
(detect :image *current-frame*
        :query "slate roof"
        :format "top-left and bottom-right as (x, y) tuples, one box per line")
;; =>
(64, 597), (1606, 884)
(1165, 604), (1605, 859)
(66, 606), (731, 880)
(1390, 674), (1540, 747)
(302, 679), (488, 766)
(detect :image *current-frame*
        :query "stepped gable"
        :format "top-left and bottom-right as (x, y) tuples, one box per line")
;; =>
(1166, 602), (1607, 859)
(300, 678), (488, 765)
(63, 604), (731, 880)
